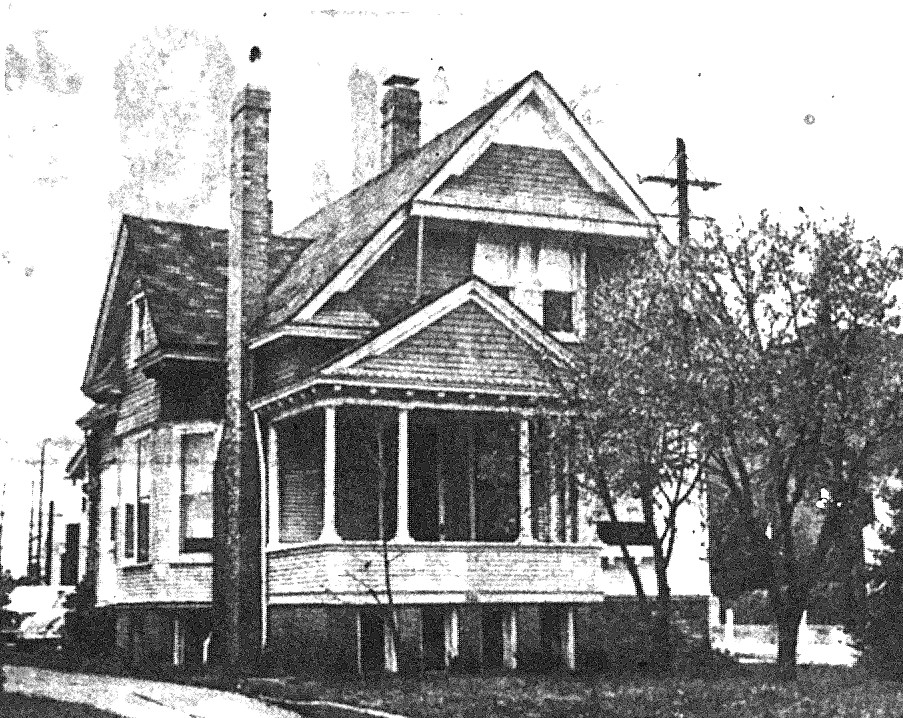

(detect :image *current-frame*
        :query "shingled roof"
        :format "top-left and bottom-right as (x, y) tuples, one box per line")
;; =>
(124, 216), (309, 350)
(260, 72), (537, 330)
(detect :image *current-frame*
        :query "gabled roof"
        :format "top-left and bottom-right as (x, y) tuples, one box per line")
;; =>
(82, 215), (309, 392)
(261, 73), (534, 330)
(262, 70), (660, 334)
(251, 278), (573, 410)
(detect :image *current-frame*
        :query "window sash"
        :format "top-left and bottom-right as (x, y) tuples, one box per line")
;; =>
(543, 291), (575, 332)
(124, 503), (135, 558)
(180, 432), (214, 553)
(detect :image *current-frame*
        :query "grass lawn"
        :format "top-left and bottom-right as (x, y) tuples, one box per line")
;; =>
(253, 666), (903, 718)
(0, 693), (122, 718)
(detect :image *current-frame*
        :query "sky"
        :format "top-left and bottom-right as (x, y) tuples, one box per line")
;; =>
(1, 0), (901, 576)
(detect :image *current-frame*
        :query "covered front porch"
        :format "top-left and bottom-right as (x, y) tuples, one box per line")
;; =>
(265, 404), (565, 548)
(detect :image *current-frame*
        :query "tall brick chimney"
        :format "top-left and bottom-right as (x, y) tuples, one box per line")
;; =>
(381, 75), (421, 168)
(213, 84), (271, 669)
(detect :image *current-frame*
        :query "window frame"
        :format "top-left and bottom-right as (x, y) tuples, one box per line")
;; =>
(119, 431), (151, 567)
(129, 293), (149, 366)
(175, 423), (220, 557)
(542, 289), (576, 334)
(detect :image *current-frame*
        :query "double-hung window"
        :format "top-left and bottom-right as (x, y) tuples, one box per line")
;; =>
(180, 430), (215, 553)
(122, 436), (150, 563)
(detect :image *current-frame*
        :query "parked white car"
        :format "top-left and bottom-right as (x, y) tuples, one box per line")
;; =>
(4, 585), (74, 649)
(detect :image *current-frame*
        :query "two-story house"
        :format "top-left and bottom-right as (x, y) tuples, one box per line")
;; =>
(77, 70), (711, 673)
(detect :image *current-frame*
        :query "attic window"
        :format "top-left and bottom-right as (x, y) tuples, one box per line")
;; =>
(130, 294), (148, 365)
(543, 291), (574, 333)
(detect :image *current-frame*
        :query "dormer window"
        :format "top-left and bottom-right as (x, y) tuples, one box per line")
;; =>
(543, 290), (574, 332)
(130, 294), (148, 365)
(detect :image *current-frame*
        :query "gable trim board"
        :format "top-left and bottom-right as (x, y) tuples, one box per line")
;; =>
(289, 211), (409, 325)
(83, 220), (129, 393)
(412, 200), (656, 240)
(250, 325), (370, 349)
(250, 279), (572, 412)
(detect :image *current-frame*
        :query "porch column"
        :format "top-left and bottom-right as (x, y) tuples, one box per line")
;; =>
(444, 607), (459, 666)
(172, 617), (184, 666)
(549, 469), (562, 544)
(267, 423), (280, 546)
(384, 612), (399, 673)
(561, 606), (576, 671)
(502, 606), (517, 669)
(466, 422), (477, 541)
(517, 418), (535, 544)
(393, 409), (413, 542)
(319, 406), (341, 542)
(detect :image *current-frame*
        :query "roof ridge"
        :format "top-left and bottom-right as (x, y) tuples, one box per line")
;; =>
(123, 213), (228, 234)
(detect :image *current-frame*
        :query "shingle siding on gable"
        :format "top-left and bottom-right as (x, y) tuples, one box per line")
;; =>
(348, 221), (475, 327)
(434, 143), (637, 223)
(255, 338), (351, 399)
(334, 302), (554, 393)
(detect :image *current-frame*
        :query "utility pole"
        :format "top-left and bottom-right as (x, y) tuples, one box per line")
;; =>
(33, 438), (51, 583)
(639, 137), (721, 251)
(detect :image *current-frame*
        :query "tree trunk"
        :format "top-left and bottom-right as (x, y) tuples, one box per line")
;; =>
(775, 602), (804, 681)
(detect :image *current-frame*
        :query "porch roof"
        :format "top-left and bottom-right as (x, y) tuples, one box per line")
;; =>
(251, 278), (573, 415)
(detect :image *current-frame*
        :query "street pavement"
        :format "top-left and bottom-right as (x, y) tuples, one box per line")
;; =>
(2, 665), (304, 718)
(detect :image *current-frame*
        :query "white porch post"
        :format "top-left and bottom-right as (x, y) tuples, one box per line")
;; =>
(384, 612), (399, 673)
(319, 406), (341, 542)
(502, 607), (518, 669)
(444, 607), (459, 667)
(172, 618), (184, 666)
(517, 418), (535, 543)
(267, 423), (280, 546)
(466, 422), (477, 541)
(562, 606), (576, 670)
(393, 409), (413, 542)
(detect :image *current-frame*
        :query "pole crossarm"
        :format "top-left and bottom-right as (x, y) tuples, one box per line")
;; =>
(639, 175), (721, 191)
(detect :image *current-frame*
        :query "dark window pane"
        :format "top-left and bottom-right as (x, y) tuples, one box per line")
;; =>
(124, 504), (135, 558)
(137, 501), (150, 563)
(110, 507), (118, 543)
(543, 291), (574, 332)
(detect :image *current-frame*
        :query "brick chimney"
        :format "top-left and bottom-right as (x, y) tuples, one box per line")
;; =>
(213, 84), (271, 669)
(381, 75), (421, 168)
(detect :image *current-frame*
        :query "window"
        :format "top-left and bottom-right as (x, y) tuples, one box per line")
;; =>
(543, 291), (574, 332)
(136, 438), (150, 563)
(130, 294), (148, 364)
(110, 507), (118, 543)
(124, 504), (135, 558)
(180, 431), (215, 553)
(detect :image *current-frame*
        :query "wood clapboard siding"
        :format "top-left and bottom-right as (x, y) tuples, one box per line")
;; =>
(116, 563), (212, 603)
(255, 337), (350, 399)
(334, 301), (554, 392)
(267, 543), (659, 601)
(115, 326), (162, 437)
(434, 143), (637, 223)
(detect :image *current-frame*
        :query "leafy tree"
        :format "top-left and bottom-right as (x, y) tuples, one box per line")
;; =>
(692, 212), (903, 679)
(543, 241), (707, 667)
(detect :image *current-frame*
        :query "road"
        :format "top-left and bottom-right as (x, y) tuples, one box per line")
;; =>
(2, 665), (304, 718)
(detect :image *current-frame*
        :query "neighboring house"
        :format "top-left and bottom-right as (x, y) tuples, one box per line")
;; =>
(77, 71), (711, 672)
(33, 447), (89, 588)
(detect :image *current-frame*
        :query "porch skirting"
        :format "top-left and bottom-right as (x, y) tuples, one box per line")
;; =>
(263, 597), (711, 674)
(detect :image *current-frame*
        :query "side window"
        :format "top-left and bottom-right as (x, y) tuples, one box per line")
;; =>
(543, 290), (575, 333)
(180, 431), (215, 553)
(136, 438), (150, 563)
